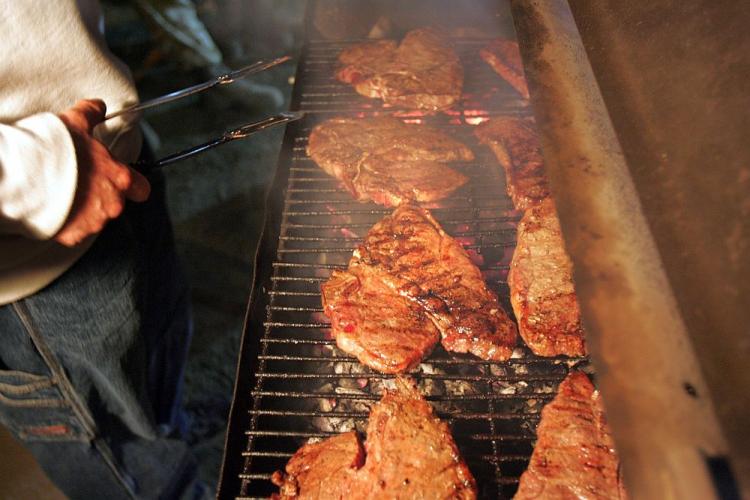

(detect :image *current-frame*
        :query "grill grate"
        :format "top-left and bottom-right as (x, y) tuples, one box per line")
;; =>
(218, 26), (588, 500)
(296, 39), (530, 115)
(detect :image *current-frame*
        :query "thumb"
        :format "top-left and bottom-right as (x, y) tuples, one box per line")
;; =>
(124, 167), (151, 203)
(74, 99), (107, 132)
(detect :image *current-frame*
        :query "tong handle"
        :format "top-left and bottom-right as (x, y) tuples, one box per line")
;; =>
(132, 111), (304, 173)
(105, 56), (291, 120)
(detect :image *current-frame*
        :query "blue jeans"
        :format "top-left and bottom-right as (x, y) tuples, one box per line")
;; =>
(0, 172), (199, 499)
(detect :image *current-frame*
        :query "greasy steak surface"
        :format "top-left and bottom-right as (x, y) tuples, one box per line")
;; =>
(508, 198), (586, 357)
(352, 204), (518, 361)
(515, 372), (627, 499)
(271, 432), (363, 500)
(322, 268), (440, 373)
(272, 378), (477, 499)
(474, 116), (549, 211)
(336, 28), (463, 111)
(308, 116), (472, 206)
(479, 38), (530, 99)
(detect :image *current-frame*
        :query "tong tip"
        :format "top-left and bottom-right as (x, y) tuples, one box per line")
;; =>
(280, 111), (306, 121)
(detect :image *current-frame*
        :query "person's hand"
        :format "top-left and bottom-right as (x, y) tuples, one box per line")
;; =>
(54, 99), (150, 247)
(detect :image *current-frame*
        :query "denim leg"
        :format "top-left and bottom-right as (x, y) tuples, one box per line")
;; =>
(0, 172), (197, 499)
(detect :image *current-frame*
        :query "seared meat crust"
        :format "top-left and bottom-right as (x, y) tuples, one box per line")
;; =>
(353, 204), (518, 361)
(508, 199), (586, 357)
(515, 372), (627, 500)
(479, 39), (530, 99)
(272, 378), (477, 499)
(322, 268), (440, 373)
(336, 28), (463, 111)
(270, 432), (363, 500)
(308, 116), (472, 206)
(474, 117), (549, 211)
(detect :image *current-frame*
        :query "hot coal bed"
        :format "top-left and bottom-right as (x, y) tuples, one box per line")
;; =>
(218, 5), (589, 499)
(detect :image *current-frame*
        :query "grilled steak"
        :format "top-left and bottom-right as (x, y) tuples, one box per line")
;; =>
(271, 432), (363, 499)
(508, 198), (586, 357)
(515, 372), (627, 499)
(479, 39), (530, 99)
(352, 204), (518, 361)
(308, 116), (472, 206)
(358, 377), (477, 499)
(272, 377), (477, 499)
(336, 28), (463, 111)
(474, 117), (549, 210)
(322, 268), (440, 373)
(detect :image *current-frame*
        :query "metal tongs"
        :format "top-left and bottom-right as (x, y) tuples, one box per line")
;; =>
(105, 55), (292, 120)
(132, 111), (304, 173)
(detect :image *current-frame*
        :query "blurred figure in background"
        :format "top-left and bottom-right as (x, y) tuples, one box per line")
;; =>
(132, 0), (284, 106)
(0, 1), (207, 498)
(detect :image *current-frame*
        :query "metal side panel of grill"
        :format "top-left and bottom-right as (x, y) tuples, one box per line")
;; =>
(217, 10), (587, 500)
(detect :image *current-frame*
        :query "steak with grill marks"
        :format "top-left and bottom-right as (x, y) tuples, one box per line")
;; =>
(271, 377), (477, 499)
(336, 28), (463, 111)
(307, 116), (472, 206)
(322, 268), (440, 373)
(509, 198), (586, 357)
(352, 204), (518, 361)
(515, 372), (628, 499)
(479, 39), (530, 99)
(474, 116), (549, 210)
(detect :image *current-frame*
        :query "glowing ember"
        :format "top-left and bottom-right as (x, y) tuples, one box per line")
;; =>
(340, 227), (360, 239)
(420, 201), (443, 210)
(466, 116), (489, 125)
(455, 236), (477, 247)
(311, 312), (329, 325)
(394, 110), (429, 118)
(465, 248), (485, 267)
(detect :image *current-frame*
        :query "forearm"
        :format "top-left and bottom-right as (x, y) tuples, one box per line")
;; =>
(0, 113), (78, 239)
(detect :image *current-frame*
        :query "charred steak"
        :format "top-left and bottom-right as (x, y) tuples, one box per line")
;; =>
(352, 204), (518, 361)
(308, 116), (472, 206)
(508, 198), (586, 357)
(515, 372), (627, 499)
(322, 268), (440, 373)
(272, 377), (477, 499)
(336, 28), (463, 111)
(474, 117), (549, 210)
(479, 39), (530, 99)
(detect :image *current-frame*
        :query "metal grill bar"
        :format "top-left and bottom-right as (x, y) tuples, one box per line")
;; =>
(279, 217), (519, 228)
(247, 409), (542, 420)
(271, 262), (511, 270)
(249, 373), (562, 383)
(244, 430), (535, 441)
